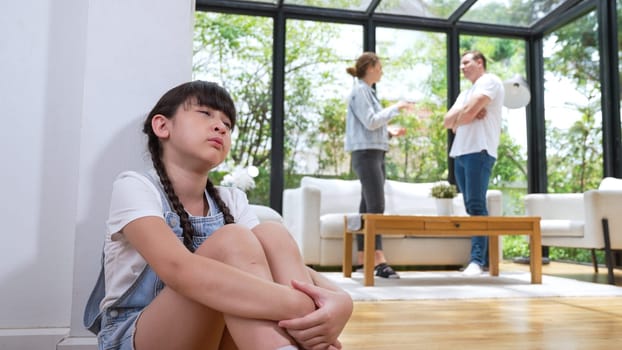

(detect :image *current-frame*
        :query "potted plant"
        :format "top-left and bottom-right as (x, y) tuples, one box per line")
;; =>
(430, 181), (458, 215)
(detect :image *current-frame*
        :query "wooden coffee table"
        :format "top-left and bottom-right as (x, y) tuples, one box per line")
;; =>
(343, 214), (542, 286)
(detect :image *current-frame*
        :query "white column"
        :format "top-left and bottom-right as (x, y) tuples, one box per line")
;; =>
(0, 0), (195, 348)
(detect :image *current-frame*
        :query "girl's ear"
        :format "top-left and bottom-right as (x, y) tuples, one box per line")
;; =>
(151, 114), (170, 139)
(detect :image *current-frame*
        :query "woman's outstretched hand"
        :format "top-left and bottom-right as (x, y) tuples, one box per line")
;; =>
(388, 125), (406, 137)
(396, 100), (415, 113)
(278, 280), (353, 350)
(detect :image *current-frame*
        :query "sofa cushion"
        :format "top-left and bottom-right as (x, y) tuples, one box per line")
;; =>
(599, 177), (622, 190)
(385, 180), (436, 214)
(540, 219), (584, 238)
(301, 177), (360, 215)
(251, 204), (283, 223)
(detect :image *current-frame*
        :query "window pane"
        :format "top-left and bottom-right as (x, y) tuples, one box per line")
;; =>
(543, 10), (602, 193)
(284, 21), (363, 188)
(375, 0), (465, 19)
(461, 0), (568, 27)
(375, 27), (448, 182)
(193, 12), (274, 205)
(283, 0), (372, 11)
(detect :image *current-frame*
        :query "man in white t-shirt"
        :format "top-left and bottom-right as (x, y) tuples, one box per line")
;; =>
(443, 50), (504, 276)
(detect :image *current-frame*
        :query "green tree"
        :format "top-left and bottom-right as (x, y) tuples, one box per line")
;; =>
(193, 14), (346, 203)
(544, 11), (602, 194)
(314, 98), (348, 175)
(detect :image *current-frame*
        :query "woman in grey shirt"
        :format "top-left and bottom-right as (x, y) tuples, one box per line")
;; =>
(345, 52), (414, 278)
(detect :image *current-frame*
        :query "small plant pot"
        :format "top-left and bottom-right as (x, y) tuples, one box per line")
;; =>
(435, 198), (454, 216)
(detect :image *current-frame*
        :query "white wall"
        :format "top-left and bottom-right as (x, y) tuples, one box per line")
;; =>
(0, 0), (194, 347)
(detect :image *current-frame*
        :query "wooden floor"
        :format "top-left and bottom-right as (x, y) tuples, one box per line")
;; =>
(338, 261), (622, 350)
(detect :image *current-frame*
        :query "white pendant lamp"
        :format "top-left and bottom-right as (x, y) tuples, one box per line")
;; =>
(503, 74), (531, 108)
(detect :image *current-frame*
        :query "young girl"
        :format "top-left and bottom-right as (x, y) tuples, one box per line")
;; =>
(84, 81), (353, 350)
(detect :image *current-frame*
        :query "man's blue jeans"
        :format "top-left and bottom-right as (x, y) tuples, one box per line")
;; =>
(453, 150), (496, 267)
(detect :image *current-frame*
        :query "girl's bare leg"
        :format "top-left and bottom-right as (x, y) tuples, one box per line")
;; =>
(251, 222), (313, 286)
(218, 327), (238, 350)
(134, 224), (296, 350)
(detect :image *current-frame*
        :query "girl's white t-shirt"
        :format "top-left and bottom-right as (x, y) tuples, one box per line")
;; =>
(100, 170), (260, 309)
(449, 73), (504, 158)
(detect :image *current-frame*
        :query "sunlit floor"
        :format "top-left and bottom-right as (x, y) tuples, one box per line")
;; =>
(338, 261), (622, 350)
(503, 259), (622, 286)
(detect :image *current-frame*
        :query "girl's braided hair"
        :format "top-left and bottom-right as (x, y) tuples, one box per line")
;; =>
(142, 80), (236, 251)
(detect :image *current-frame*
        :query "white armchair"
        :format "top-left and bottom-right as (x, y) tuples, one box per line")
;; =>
(524, 177), (622, 284)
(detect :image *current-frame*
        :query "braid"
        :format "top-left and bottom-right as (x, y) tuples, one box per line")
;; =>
(206, 180), (235, 224)
(148, 137), (197, 252)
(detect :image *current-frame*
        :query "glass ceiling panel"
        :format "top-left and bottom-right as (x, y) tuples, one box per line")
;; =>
(211, 0), (588, 32)
(460, 0), (569, 27)
(241, 0), (277, 3)
(283, 0), (373, 11)
(375, 0), (466, 19)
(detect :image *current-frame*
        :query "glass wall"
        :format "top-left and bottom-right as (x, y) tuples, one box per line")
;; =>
(283, 20), (363, 188)
(193, 12), (274, 205)
(375, 27), (448, 182)
(543, 10), (602, 193)
(539, 9), (604, 263)
(282, 24), (450, 189)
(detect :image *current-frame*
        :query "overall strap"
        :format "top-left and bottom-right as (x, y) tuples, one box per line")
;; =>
(83, 252), (105, 334)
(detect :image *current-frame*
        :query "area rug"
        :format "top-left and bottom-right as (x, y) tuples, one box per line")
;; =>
(321, 271), (622, 301)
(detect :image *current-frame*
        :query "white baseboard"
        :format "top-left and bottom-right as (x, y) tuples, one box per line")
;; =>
(0, 328), (68, 350)
(57, 336), (97, 350)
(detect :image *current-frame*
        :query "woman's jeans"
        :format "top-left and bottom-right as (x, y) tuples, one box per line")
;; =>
(454, 150), (496, 267)
(351, 149), (385, 252)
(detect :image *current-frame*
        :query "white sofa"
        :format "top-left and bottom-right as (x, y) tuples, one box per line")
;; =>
(282, 176), (503, 267)
(524, 177), (622, 284)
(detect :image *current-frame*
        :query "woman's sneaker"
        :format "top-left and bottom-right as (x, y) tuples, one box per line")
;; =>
(375, 263), (400, 279)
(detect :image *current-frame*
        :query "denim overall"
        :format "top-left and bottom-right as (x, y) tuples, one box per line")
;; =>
(84, 174), (225, 350)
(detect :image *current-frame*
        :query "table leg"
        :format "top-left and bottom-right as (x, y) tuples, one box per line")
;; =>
(363, 222), (376, 286)
(489, 235), (499, 276)
(530, 221), (543, 284)
(343, 220), (353, 278)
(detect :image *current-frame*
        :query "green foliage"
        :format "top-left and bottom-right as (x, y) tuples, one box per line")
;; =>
(315, 98), (348, 174)
(544, 12), (603, 194)
(492, 127), (527, 186)
(430, 182), (458, 198)
(502, 235), (530, 259)
(194, 12), (273, 174)
(502, 235), (606, 265)
(195, 10), (609, 265)
(546, 113), (603, 193)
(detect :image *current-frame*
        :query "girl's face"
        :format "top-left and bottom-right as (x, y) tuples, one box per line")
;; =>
(161, 102), (233, 172)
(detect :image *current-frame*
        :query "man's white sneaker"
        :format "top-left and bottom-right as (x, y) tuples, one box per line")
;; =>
(462, 262), (483, 276)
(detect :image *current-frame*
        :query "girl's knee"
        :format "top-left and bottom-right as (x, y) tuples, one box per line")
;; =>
(195, 224), (263, 259)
